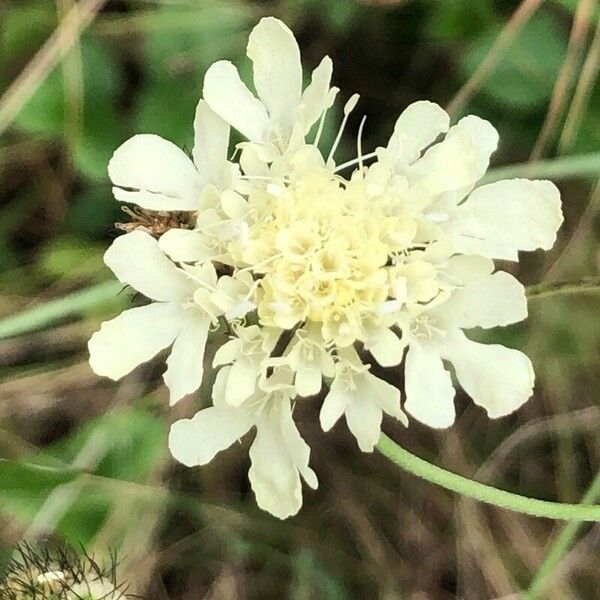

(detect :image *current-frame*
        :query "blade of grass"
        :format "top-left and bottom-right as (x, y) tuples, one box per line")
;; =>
(446, 0), (545, 116)
(525, 276), (600, 299)
(482, 152), (600, 183)
(530, 0), (594, 160)
(559, 14), (600, 151)
(0, 280), (122, 340)
(525, 468), (600, 598)
(0, 0), (107, 136)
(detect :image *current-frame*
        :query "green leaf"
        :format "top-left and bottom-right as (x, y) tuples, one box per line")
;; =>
(461, 12), (568, 111)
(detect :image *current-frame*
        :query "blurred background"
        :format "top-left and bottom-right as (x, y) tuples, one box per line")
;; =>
(1, 0), (600, 598)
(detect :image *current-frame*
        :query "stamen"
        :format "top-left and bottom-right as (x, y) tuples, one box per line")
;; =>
(314, 87), (339, 148)
(357, 114), (367, 171)
(333, 150), (378, 173)
(326, 93), (360, 167)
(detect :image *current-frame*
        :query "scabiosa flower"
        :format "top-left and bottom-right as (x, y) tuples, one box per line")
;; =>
(88, 17), (563, 518)
(0, 544), (128, 599)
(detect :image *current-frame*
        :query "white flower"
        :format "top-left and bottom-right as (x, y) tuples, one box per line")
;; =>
(169, 388), (317, 520)
(89, 15), (565, 519)
(203, 17), (336, 155)
(108, 99), (236, 211)
(402, 259), (533, 428)
(320, 347), (407, 452)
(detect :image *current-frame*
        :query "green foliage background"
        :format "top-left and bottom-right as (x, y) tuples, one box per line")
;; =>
(1, 1), (600, 598)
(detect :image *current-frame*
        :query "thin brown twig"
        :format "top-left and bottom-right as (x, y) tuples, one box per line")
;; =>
(530, 0), (595, 160)
(446, 0), (545, 117)
(0, 0), (107, 137)
(560, 14), (600, 151)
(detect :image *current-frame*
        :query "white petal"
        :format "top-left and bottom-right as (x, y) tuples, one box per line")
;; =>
(105, 231), (193, 302)
(213, 338), (242, 367)
(203, 60), (269, 142)
(164, 310), (212, 406)
(279, 399), (318, 489)
(212, 365), (231, 408)
(295, 364), (322, 397)
(345, 391), (383, 453)
(158, 229), (217, 264)
(361, 372), (406, 424)
(385, 101), (450, 169)
(249, 407), (303, 519)
(434, 271), (527, 330)
(443, 255), (494, 285)
(298, 56), (334, 132)
(319, 378), (349, 431)
(192, 99), (231, 188)
(88, 303), (183, 380)
(440, 330), (535, 418)
(404, 342), (455, 428)
(108, 134), (201, 210)
(246, 17), (302, 126)
(225, 357), (259, 406)
(367, 328), (406, 367)
(410, 115), (499, 195)
(169, 407), (252, 467)
(450, 179), (563, 260)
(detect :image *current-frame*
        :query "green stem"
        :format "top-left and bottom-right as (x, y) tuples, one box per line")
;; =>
(0, 280), (123, 340)
(377, 434), (600, 522)
(525, 468), (600, 598)
(526, 277), (600, 300)
(483, 152), (600, 184)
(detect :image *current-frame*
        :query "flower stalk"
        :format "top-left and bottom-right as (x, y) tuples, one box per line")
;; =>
(377, 433), (600, 522)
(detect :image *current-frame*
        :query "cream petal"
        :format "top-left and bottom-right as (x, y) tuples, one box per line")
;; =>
(385, 101), (450, 169)
(249, 407), (303, 519)
(440, 330), (535, 418)
(192, 99), (231, 188)
(158, 229), (217, 264)
(319, 378), (349, 432)
(88, 303), (184, 380)
(246, 17), (302, 126)
(298, 56), (334, 132)
(213, 338), (242, 367)
(404, 341), (455, 428)
(410, 115), (499, 195)
(104, 231), (193, 302)
(433, 271), (527, 330)
(279, 399), (318, 489)
(362, 372), (406, 424)
(225, 356), (259, 406)
(345, 390), (383, 453)
(450, 179), (563, 260)
(295, 364), (322, 397)
(108, 134), (201, 210)
(443, 255), (494, 285)
(211, 365), (231, 407)
(169, 407), (252, 467)
(366, 328), (406, 367)
(164, 309), (212, 406)
(203, 60), (269, 142)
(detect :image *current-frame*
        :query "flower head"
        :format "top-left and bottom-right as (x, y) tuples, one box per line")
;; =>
(89, 17), (563, 518)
